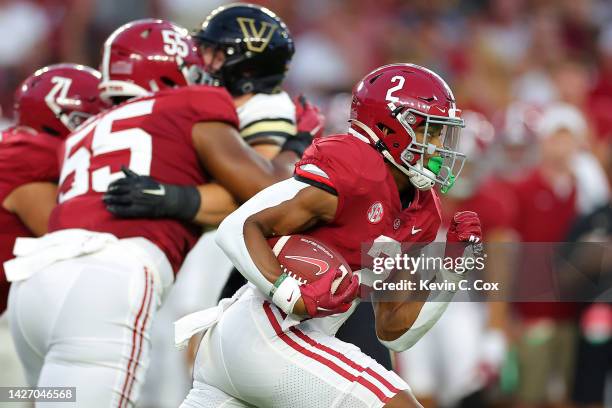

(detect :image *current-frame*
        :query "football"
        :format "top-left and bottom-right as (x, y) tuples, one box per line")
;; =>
(268, 235), (353, 294)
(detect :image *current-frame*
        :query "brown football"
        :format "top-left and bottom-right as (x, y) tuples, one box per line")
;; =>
(268, 235), (353, 294)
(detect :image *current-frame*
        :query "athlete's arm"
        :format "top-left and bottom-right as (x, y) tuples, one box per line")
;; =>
(374, 211), (483, 351)
(216, 179), (357, 317)
(190, 141), (281, 226)
(2, 182), (57, 236)
(104, 121), (307, 223)
(192, 122), (300, 203)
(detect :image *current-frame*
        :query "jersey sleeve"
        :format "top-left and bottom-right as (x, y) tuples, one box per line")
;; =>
(294, 137), (362, 218)
(238, 92), (296, 145)
(0, 132), (60, 203)
(187, 86), (240, 129)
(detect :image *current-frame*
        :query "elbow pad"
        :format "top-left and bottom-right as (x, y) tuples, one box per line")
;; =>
(379, 268), (463, 352)
(215, 178), (309, 298)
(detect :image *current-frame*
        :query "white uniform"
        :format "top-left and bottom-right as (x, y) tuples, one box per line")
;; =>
(181, 287), (409, 408)
(7, 230), (173, 408)
(237, 91), (296, 145)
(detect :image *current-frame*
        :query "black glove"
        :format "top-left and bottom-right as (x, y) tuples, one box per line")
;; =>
(103, 166), (201, 221)
(280, 131), (313, 157)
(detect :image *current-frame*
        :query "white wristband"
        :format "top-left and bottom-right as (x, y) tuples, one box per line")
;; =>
(271, 274), (301, 315)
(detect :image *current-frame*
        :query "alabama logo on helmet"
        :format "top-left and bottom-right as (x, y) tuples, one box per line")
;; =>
(367, 202), (384, 224)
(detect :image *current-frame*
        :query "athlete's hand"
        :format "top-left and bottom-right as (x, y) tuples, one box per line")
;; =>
(296, 269), (359, 318)
(294, 94), (325, 139)
(281, 95), (326, 158)
(444, 211), (483, 266)
(103, 166), (200, 221)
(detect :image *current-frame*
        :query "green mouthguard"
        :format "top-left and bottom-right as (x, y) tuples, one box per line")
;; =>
(426, 157), (455, 194)
(427, 157), (443, 175)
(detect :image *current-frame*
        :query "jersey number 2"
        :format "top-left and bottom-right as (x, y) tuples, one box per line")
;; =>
(58, 100), (154, 202)
(385, 76), (405, 103)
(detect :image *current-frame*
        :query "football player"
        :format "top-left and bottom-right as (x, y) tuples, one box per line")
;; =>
(0, 64), (106, 314)
(5, 19), (310, 408)
(177, 64), (482, 407)
(103, 3), (322, 225)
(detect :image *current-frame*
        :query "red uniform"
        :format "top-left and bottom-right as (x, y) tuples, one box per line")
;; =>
(296, 134), (442, 272)
(0, 128), (60, 313)
(511, 168), (578, 319)
(49, 85), (238, 271)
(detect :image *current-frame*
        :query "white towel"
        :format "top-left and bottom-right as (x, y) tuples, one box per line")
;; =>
(5, 229), (118, 282)
(174, 284), (249, 350)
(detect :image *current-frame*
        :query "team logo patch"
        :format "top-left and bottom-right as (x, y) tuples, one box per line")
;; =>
(367, 202), (384, 224)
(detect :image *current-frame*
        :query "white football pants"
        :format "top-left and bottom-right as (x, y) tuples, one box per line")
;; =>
(7, 230), (173, 408)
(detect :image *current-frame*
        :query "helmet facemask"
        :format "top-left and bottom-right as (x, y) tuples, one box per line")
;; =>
(389, 103), (466, 193)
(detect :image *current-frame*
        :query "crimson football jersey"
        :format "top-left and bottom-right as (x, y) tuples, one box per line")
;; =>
(293, 134), (442, 335)
(49, 85), (239, 271)
(0, 128), (61, 313)
(295, 134), (442, 271)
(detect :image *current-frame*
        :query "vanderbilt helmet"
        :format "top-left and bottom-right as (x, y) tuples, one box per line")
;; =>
(350, 63), (466, 193)
(194, 3), (294, 96)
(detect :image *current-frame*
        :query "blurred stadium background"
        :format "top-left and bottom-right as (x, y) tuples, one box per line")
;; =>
(2, 0), (612, 407)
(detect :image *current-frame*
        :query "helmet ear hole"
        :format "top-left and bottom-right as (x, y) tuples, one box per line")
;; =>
(160, 77), (178, 87)
(376, 122), (396, 136)
(42, 125), (61, 137)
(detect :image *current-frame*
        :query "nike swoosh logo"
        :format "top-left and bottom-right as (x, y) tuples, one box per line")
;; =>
(286, 290), (295, 303)
(411, 226), (422, 235)
(285, 255), (330, 275)
(142, 185), (166, 196)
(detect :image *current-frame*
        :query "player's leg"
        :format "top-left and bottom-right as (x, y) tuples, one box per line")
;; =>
(191, 291), (411, 408)
(33, 250), (160, 407)
(516, 320), (555, 406)
(7, 276), (55, 386)
(10, 236), (172, 408)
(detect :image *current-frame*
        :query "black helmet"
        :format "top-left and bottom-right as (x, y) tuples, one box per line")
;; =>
(194, 3), (295, 96)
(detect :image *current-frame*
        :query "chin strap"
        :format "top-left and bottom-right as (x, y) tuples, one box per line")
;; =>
(348, 119), (435, 191)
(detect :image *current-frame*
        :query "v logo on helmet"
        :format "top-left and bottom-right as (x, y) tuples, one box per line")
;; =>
(236, 17), (277, 53)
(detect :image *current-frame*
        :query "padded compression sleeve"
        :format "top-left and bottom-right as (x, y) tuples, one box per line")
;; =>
(378, 268), (464, 352)
(215, 178), (309, 297)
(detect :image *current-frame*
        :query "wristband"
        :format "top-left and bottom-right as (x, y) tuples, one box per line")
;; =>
(271, 273), (301, 314)
(163, 184), (201, 221)
(280, 132), (313, 157)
